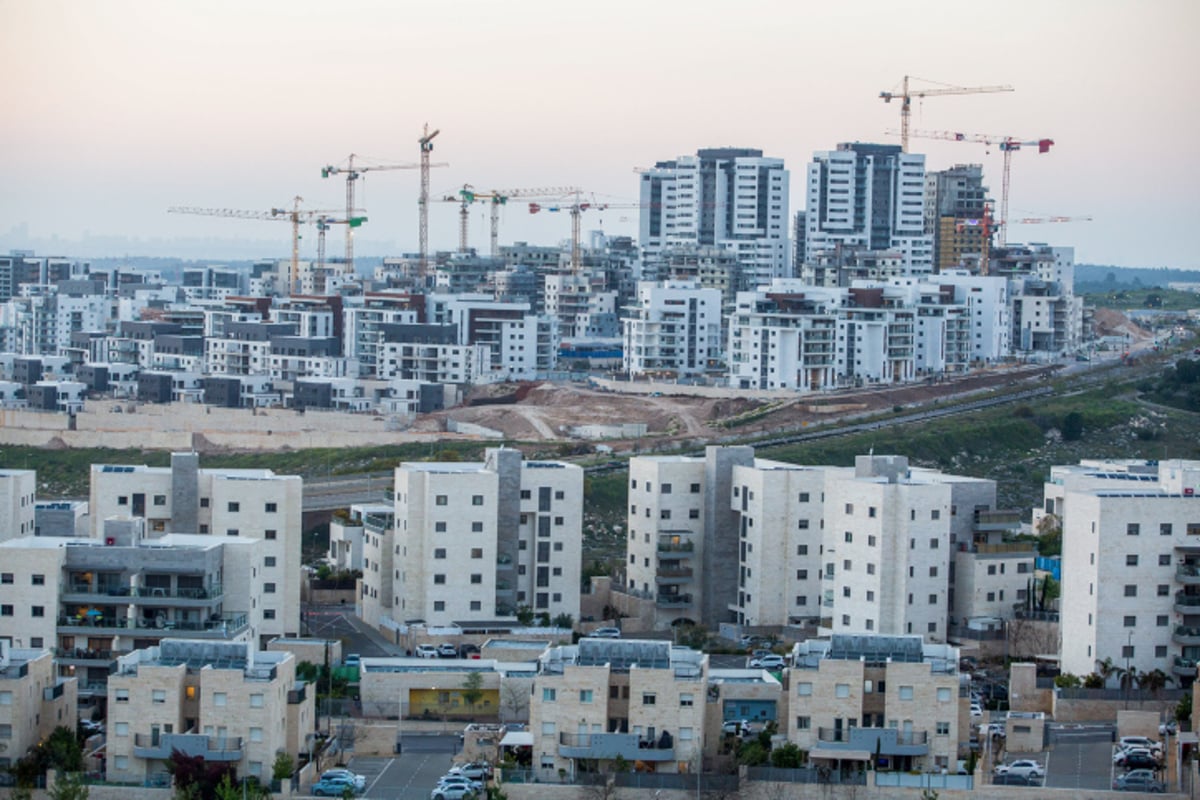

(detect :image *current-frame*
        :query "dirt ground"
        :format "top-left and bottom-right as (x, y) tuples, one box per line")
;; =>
(410, 363), (1059, 449)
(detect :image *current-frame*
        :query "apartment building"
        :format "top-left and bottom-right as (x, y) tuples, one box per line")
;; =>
(0, 468), (36, 542)
(1044, 459), (1200, 682)
(622, 280), (722, 378)
(787, 634), (961, 772)
(949, 508), (1037, 641)
(0, 531), (261, 702)
(806, 143), (933, 276)
(87, 453), (302, 640)
(0, 644), (78, 773)
(990, 245), (1081, 357)
(530, 639), (708, 780)
(924, 164), (991, 272)
(639, 147), (790, 287)
(105, 640), (311, 786)
(385, 448), (583, 626)
(426, 294), (557, 380)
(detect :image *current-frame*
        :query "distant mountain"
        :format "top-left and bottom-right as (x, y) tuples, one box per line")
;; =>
(1076, 264), (1200, 289)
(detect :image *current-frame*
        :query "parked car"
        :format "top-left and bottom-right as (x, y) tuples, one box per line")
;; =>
(749, 654), (786, 669)
(1160, 720), (1179, 736)
(459, 643), (481, 659)
(721, 720), (752, 737)
(1122, 754), (1161, 771)
(430, 786), (475, 800)
(320, 770), (366, 792)
(1120, 736), (1163, 754)
(1114, 746), (1155, 765)
(979, 723), (1006, 739)
(1114, 769), (1166, 792)
(993, 772), (1040, 786)
(448, 762), (491, 780)
(437, 643), (459, 658)
(970, 704), (983, 718)
(994, 759), (1044, 779)
(415, 644), (439, 658)
(312, 777), (361, 796)
(437, 774), (483, 793)
(589, 627), (621, 639)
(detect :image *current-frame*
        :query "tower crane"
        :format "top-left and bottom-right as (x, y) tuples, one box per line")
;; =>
(441, 185), (581, 256)
(314, 215), (368, 272)
(879, 75), (1013, 153)
(528, 192), (640, 273)
(902, 128), (1054, 246)
(168, 197), (352, 294)
(418, 124), (440, 280)
(320, 153), (445, 275)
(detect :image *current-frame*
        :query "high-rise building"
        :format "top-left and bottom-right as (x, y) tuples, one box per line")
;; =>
(805, 143), (932, 275)
(622, 280), (722, 379)
(639, 148), (790, 287)
(925, 164), (992, 272)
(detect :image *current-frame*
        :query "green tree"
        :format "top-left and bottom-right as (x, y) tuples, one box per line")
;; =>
(1176, 692), (1192, 728)
(272, 751), (295, 782)
(736, 740), (769, 766)
(1061, 411), (1084, 441)
(769, 743), (804, 768)
(44, 726), (84, 773)
(48, 772), (89, 800)
(552, 613), (574, 630)
(515, 606), (534, 626)
(461, 671), (484, 715)
(1054, 673), (1081, 688)
(213, 774), (241, 800)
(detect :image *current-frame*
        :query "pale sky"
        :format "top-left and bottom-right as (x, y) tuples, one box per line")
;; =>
(1, 0), (1197, 268)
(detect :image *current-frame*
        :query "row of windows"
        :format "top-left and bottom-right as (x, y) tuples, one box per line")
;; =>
(629, 480), (703, 495)
(1, 573), (44, 585)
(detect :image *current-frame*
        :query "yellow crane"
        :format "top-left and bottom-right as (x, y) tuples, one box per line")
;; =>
(168, 197), (356, 294)
(441, 185), (581, 256)
(321, 153), (445, 275)
(903, 128), (1055, 245)
(418, 124), (440, 279)
(879, 75), (1013, 153)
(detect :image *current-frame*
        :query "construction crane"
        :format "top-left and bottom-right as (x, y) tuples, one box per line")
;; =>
(314, 214), (368, 272)
(903, 128), (1054, 246)
(320, 153), (445, 275)
(168, 197), (348, 294)
(441, 185), (580, 256)
(1009, 215), (1093, 226)
(417, 124), (440, 280)
(528, 192), (639, 273)
(879, 75), (1013, 153)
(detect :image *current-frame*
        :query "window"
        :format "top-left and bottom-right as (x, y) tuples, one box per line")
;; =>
(113, 722), (129, 737)
(213, 692), (227, 707)
(264, 556), (276, 567)
(250, 727), (263, 743)
(929, 538), (939, 549)
(1160, 554), (1172, 566)
(844, 532), (853, 543)
(472, 495), (484, 506)
(555, 490), (564, 500)
(1158, 645), (1169, 658)
(115, 689), (129, 703)
(436, 495), (448, 506)
(541, 722), (555, 736)
(580, 690), (593, 703)
(987, 564), (997, 575)
(31, 605), (44, 617)
(928, 622), (937, 633)
(937, 688), (951, 702)
(796, 596), (807, 606)
(226, 528), (239, 537)
(868, 535), (876, 546)
(470, 574), (482, 584)
(689, 508), (700, 519)
(434, 574), (446, 585)
(796, 716), (811, 730)
(1162, 523), (1174, 536)
(929, 566), (938, 577)
(691, 483), (701, 494)
(0, 573), (10, 584)
(470, 601), (481, 611)
(250, 693), (264, 708)
(435, 522), (447, 532)
(521, 489), (532, 500)
(797, 545), (808, 556)
(835, 683), (850, 698)
(1127, 555), (1139, 566)
(1125, 585), (1137, 597)
(1158, 584), (1170, 596)
(228, 501), (240, 512)
(152, 689), (166, 704)
(265, 502), (277, 513)
(433, 547), (447, 559)
(679, 693), (694, 707)
(899, 686), (914, 701)
(936, 721), (950, 736)
(265, 530), (277, 540)
(1123, 645), (1135, 659)
(845, 503), (854, 514)
(433, 601), (445, 611)
(931, 509), (941, 520)
(32, 574), (44, 586)
(471, 548), (483, 559)
(869, 507), (877, 518)
(200, 497), (209, 508)
(842, 614), (850, 626)
(642, 693), (656, 705)
(153, 494), (166, 506)
(661, 483), (672, 494)
(1124, 616), (1137, 627)
(660, 510), (671, 520)
(0, 605), (11, 616)
(118, 496), (127, 505)
(1128, 523), (1140, 536)
(264, 609), (276, 620)
(928, 594), (937, 604)
(797, 682), (813, 696)
(867, 563), (876, 575)
(264, 583), (275, 593)
(0, 691), (8, 706)
(542, 688), (556, 702)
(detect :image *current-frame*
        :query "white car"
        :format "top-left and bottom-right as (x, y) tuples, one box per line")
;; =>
(429, 786), (474, 800)
(969, 704), (983, 718)
(588, 627), (621, 639)
(437, 774), (483, 793)
(1114, 746), (1155, 765)
(994, 759), (1044, 779)
(721, 720), (752, 737)
(1120, 736), (1163, 753)
(749, 654), (786, 669)
(979, 723), (1006, 739)
(415, 644), (439, 658)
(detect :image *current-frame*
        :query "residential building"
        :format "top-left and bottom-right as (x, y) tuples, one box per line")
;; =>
(426, 294), (558, 380)
(991, 245), (1081, 357)
(1044, 459), (1200, 683)
(704, 668), (784, 754)
(639, 148), (790, 287)
(387, 448), (583, 625)
(530, 639), (707, 779)
(358, 656), (532, 720)
(87, 453), (302, 640)
(0, 468), (37, 542)
(925, 164), (991, 273)
(105, 639), (312, 786)
(0, 644), (78, 773)
(806, 143), (933, 275)
(622, 280), (722, 378)
(788, 634), (961, 772)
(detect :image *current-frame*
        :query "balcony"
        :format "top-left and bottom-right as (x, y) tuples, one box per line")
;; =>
(55, 647), (115, 665)
(1175, 627), (1200, 646)
(558, 732), (675, 762)
(818, 726), (929, 756)
(657, 541), (694, 554)
(1175, 593), (1200, 615)
(656, 594), (692, 608)
(655, 566), (693, 583)
(134, 733), (243, 761)
(288, 684), (307, 704)
(1178, 565), (1200, 585)
(1172, 658), (1198, 679)
(57, 613), (249, 639)
(60, 585), (223, 605)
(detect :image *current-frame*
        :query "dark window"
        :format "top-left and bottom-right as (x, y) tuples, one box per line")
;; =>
(31, 574), (44, 586)
(434, 575), (446, 585)
(538, 487), (552, 512)
(265, 502), (277, 513)
(228, 502), (239, 512)
(470, 574), (482, 584)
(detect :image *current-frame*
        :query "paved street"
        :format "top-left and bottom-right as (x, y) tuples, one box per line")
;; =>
(303, 604), (404, 659)
(344, 737), (464, 800)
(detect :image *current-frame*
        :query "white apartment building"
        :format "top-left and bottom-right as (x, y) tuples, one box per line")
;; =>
(806, 143), (932, 276)
(105, 640), (311, 786)
(543, 272), (619, 340)
(377, 339), (491, 385)
(0, 644), (78, 774)
(622, 280), (722, 378)
(1045, 459), (1200, 682)
(992, 245), (1081, 357)
(639, 148), (790, 287)
(788, 634), (962, 772)
(87, 453), (302, 641)
(0, 468), (37, 542)
(386, 448), (583, 626)
(342, 294), (422, 377)
(427, 294), (557, 380)
(930, 271), (1011, 364)
(530, 640), (708, 780)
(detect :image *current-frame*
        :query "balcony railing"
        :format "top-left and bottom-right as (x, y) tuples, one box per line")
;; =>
(1176, 627), (1200, 645)
(657, 541), (694, 553)
(655, 567), (693, 580)
(558, 732), (675, 762)
(1178, 565), (1200, 585)
(134, 733), (243, 761)
(656, 594), (692, 607)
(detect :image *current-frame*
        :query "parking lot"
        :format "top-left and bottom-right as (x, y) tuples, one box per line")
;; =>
(337, 735), (464, 800)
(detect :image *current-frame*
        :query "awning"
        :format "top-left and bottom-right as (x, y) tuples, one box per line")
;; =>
(499, 731), (534, 747)
(808, 748), (871, 761)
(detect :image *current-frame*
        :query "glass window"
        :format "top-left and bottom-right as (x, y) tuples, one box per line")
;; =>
(899, 686), (914, 701)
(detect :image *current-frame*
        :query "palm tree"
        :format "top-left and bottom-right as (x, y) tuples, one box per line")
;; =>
(1095, 657), (1118, 689)
(1140, 668), (1173, 696)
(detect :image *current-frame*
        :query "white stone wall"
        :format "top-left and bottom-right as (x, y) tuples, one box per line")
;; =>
(0, 468), (36, 542)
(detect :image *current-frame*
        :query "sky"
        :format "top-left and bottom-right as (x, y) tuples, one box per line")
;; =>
(1, 0), (1198, 268)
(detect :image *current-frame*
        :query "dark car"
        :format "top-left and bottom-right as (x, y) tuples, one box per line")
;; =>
(1114, 768), (1166, 792)
(1123, 754), (1161, 771)
(993, 773), (1041, 786)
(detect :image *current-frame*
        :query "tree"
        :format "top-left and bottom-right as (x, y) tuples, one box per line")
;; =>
(1054, 673), (1081, 689)
(167, 750), (237, 800)
(461, 671), (484, 716)
(48, 771), (88, 800)
(43, 726), (84, 774)
(500, 681), (528, 723)
(1140, 669), (1172, 696)
(515, 606), (534, 626)
(1061, 411), (1084, 441)
(1094, 657), (1118, 688)
(769, 743), (804, 768)
(1175, 691), (1192, 728)
(272, 751), (295, 783)
(552, 613), (574, 630)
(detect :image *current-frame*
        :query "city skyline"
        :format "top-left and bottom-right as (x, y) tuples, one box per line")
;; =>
(1, 0), (1197, 268)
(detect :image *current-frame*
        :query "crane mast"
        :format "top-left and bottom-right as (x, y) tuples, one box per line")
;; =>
(418, 124), (441, 280)
(879, 75), (1014, 153)
(444, 186), (581, 256)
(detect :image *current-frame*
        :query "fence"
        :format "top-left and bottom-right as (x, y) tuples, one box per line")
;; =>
(874, 771), (974, 790)
(499, 770), (739, 793)
(745, 766), (868, 785)
(1055, 687), (1186, 701)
